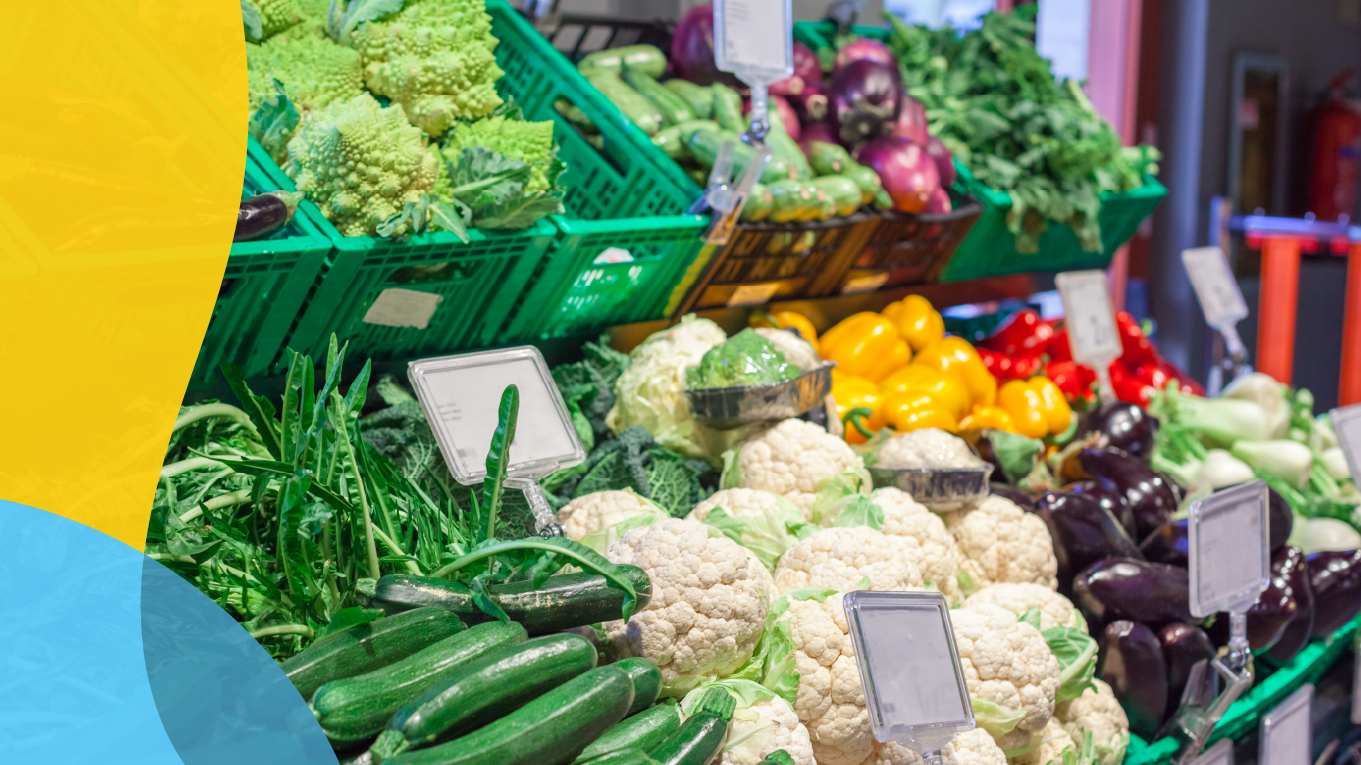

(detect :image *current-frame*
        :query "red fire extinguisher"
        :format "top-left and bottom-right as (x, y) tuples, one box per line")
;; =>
(1310, 70), (1361, 221)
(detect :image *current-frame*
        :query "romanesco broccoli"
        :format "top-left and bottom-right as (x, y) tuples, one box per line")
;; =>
(443, 116), (556, 192)
(286, 93), (441, 236)
(244, 0), (302, 39)
(246, 21), (364, 113)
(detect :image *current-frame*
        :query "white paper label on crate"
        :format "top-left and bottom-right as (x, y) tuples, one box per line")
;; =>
(841, 273), (891, 294)
(1331, 404), (1361, 483)
(844, 591), (975, 749)
(408, 347), (585, 485)
(728, 283), (780, 307)
(1260, 684), (1312, 765)
(1187, 480), (1270, 618)
(1055, 270), (1121, 364)
(1183, 247), (1249, 328)
(363, 288), (443, 330)
(1187, 738), (1234, 765)
(713, 0), (793, 80)
(593, 247), (635, 265)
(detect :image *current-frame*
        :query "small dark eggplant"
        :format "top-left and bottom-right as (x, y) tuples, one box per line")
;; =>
(235, 190), (303, 242)
(990, 483), (1036, 512)
(1266, 547), (1315, 663)
(1078, 402), (1159, 460)
(1074, 558), (1194, 628)
(1067, 479), (1136, 535)
(1266, 486), (1294, 552)
(1038, 489), (1144, 594)
(1140, 518), (1189, 567)
(1158, 473), (1187, 505)
(1100, 620), (1168, 738)
(1079, 447), (1179, 542)
(1307, 549), (1361, 637)
(1246, 545), (1305, 650)
(1157, 623), (1216, 715)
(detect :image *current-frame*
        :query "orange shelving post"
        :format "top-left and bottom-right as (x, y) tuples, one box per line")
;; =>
(1255, 236), (1303, 385)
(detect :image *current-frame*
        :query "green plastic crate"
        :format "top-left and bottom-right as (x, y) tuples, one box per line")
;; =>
(502, 214), (709, 342)
(187, 159), (332, 390)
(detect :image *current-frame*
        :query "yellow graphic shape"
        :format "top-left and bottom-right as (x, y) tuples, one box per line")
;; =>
(0, 1), (246, 547)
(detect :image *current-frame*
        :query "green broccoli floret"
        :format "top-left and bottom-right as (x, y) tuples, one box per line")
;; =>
(244, 0), (302, 39)
(286, 93), (441, 236)
(443, 116), (557, 193)
(246, 21), (364, 113)
(352, 0), (505, 138)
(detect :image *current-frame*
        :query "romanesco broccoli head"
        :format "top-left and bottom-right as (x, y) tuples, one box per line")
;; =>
(246, 22), (364, 113)
(286, 94), (441, 236)
(443, 116), (557, 192)
(245, 0), (302, 39)
(352, 0), (505, 137)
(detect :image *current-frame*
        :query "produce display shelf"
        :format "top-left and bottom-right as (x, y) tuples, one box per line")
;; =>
(1124, 616), (1361, 765)
(837, 195), (984, 293)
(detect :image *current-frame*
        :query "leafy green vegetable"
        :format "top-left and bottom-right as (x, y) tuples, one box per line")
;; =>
(685, 329), (802, 390)
(325, 0), (404, 43)
(242, 0), (264, 41)
(1043, 625), (1099, 702)
(482, 385), (520, 540)
(248, 84), (300, 167)
(546, 426), (713, 518)
(704, 496), (811, 571)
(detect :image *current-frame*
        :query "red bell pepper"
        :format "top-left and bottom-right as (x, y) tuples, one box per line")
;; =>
(983, 309), (1055, 357)
(1109, 359), (1156, 407)
(1137, 357), (1205, 397)
(1045, 360), (1097, 403)
(1046, 326), (1073, 362)
(979, 348), (1044, 382)
(1115, 311), (1157, 368)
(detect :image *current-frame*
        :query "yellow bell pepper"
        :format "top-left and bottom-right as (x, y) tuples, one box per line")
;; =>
(751, 310), (819, 352)
(997, 380), (1049, 439)
(911, 337), (997, 408)
(882, 294), (945, 351)
(958, 405), (1019, 433)
(820, 312), (911, 383)
(879, 365), (971, 421)
(1029, 376), (1074, 436)
(881, 390), (961, 433)
(831, 374), (883, 444)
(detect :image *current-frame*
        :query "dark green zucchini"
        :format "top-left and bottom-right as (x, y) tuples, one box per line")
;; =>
(711, 83), (743, 131)
(577, 45), (668, 78)
(622, 68), (695, 126)
(614, 657), (663, 716)
(647, 715), (730, 765)
(580, 749), (665, 765)
(574, 703), (681, 763)
(686, 129), (793, 185)
(664, 79), (714, 120)
(283, 608), (466, 701)
(583, 71), (662, 135)
(370, 567), (651, 635)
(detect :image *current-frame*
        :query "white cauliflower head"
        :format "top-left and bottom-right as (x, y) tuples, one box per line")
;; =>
(773, 527), (924, 595)
(725, 418), (868, 518)
(1054, 679), (1129, 765)
(558, 489), (668, 554)
(604, 519), (770, 695)
(781, 592), (873, 765)
(963, 584), (1082, 632)
(1011, 718), (1077, 765)
(947, 496), (1058, 592)
(683, 681), (816, 765)
(857, 729), (1007, 765)
(688, 488), (810, 572)
(874, 429), (985, 470)
(872, 487), (965, 603)
(689, 488), (789, 524)
(950, 603), (1061, 750)
(753, 327), (823, 372)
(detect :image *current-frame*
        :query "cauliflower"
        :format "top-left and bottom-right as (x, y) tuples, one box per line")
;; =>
(604, 519), (769, 695)
(872, 487), (965, 603)
(443, 116), (557, 193)
(246, 21), (364, 113)
(723, 418), (869, 518)
(753, 328), (823, 373)
(1054, 680), (1128, 765)
(286, 94), (441, 237)
(857, 729), (1007, 765)
(774, 527), (923, 595)
(687, 488), (810, 572)
(874, 429), (985, 469)
(947, 496), (1058, 592)
(950, 604), (1061, 750)
(690, 488), (789, 524)
(963, 584), (1082, 631)
(780, 591), (873, 765)
(351, 0), (505, 137)
(1011, 718), (1077, 765)
(557, 489), (668, 555)
(682, 680), (815, 765)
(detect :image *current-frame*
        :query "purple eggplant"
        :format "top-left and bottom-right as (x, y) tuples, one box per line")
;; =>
(1079, 447), (1179, 542)
(1157, 623), (1216, 715)
(1266, 547), (1315, 663)
(1266, 486), (1294, 552)
(1067, 479), (1136, 536)
(990, 483), (1036, 512)
(829, 59), (902, 147)
(1074, 558), (1194, 628)
(1140, 518), (1189, 567)
(1246, 545), (1304, 650)
(235, 190), (302, 242)
(1038, 489), (1144, 594)
(1158, 473), (1187, 505)
(1307, 549), (1361, 637)
(1100, 621), (1168, 738)
(1078, 402), (1159, 461)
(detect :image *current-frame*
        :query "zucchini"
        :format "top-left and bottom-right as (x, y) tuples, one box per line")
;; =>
(614, 657), (663, 716)
(622, 68), (694, 126)
(577, 45), (668, 79)
(766, 179), (814, 223)
(809, 176), (862, 217)
(842, 163), (884, 205)
(574, 703), (681, 763)
(583, 71), (663, 135)
(370, 566), (652, 635)
(807, 188), (836, 221)
(664, 80), (714, 120)
(754, 110), (813, 180)
(283, 608), (467, 702)
(652, 120), (715, 161)
(555, 98), (600, 135)
(311, 621), (528, 745)
(580, 750), (665, 765)
(371, 634), (598, 761)
(686, 129), (792, 185)
(385, 666), (635, 765)
(647, 714), (730, 765)
(711, 83), (744, 131)
(740, 183), (773, 222)
(806, 141), (855, 177)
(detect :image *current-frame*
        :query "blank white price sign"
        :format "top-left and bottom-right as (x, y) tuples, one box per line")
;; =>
(1188, 480), (1270, 617)
(1331, 404), (1361, 483)
(1260, 684), (1312, 765)
(408, 347), (585, 484)
(1183, 247), (1248, 328)
(845, 591), (975, 750)
(1187, 738), (1234, 765)
(713, 0), (793, 81)
(1055, 270), (1122, 364)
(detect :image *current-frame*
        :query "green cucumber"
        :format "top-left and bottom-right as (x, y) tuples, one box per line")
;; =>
(808, 176), (863, 217)
(647, 714), (730, 765)
(686, 129), (792, 185)
(842, 163), (884, 204)
(371, 634), (597, 760)
(584, 71), (663, 135)
(652, 120), (715, 160)
(370, 566), (652, 635)
(574, 703), (681, 763)
(740, 183), (773, 222)
(283, 608), (467, 702)
(622, 68), (695, 126)
(806, 141), (855, 176)
(614, 657), (663, 715)
(577, 45), (668, 79)
(664, 80), (713, 120)
(580, 749), (665, 765)
(767, 179), (814, 223)
(386, 666), (635, 765)
(711, 83), (743, 131)
(311, 621), (528, 745)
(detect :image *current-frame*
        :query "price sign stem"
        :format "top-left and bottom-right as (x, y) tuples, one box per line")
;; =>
(504, 477), (565, 538)
(1184, 247), (1253, 385)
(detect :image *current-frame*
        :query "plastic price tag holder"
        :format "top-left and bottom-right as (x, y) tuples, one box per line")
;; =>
(1055, 270), (1122, 404)
(1183, 247), (1252, 381)
(1330, 404), (1361, 483)
(407, 347), (586, 537)
(845, 591), (975, 765)
(1186, 739), (1234, 765)
(1259, 684), (1312, 765)
(1175, 479), (1270, 765)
